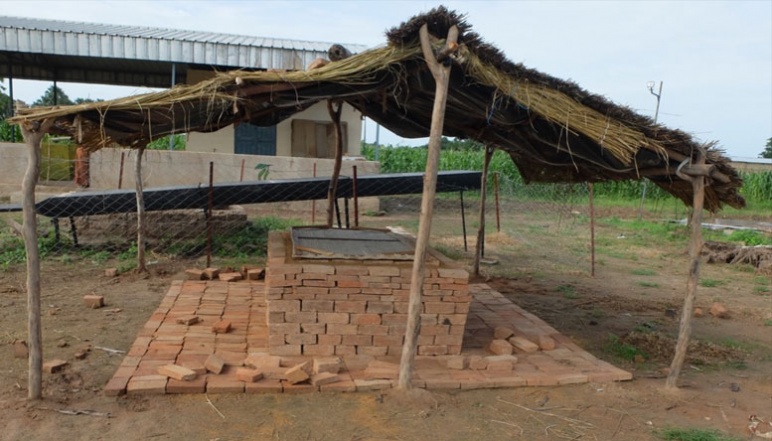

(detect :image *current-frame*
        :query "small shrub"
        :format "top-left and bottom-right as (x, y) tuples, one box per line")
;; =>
(556, 284), (579, 299)
(632, 268), (656, 276)
(637, 281), (659, 288)
(604, 334), (646, 361)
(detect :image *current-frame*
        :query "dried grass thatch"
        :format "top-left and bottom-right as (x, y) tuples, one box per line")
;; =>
(9, 6), (744, 211)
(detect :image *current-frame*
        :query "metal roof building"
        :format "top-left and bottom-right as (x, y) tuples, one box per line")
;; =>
(0, 16), (369, 88)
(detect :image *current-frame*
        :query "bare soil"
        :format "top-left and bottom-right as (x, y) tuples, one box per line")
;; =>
(1, 223), (771, 440)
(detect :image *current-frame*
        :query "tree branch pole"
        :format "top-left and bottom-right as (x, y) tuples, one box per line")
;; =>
(397, 23), (459, 390)
(134, 147), (147, 273)
(325, 101), (344, 228)
(474, 145), (494, 276)
(20, 118), (54, 400)
(665, 149), (706, 389)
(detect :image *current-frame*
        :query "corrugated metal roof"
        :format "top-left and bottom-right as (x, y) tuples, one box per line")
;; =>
(0, 15), (368, 70)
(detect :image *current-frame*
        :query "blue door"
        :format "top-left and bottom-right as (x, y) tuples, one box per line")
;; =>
(234, 123), (277, 155)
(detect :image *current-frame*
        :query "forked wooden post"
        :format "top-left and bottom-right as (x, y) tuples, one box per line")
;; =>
(134, 147), (147, 272)
(665, 149), (707, 389)
(20, 118), (54, 400)
(326, 101), (344, 228)
(474, 146), (494, 276)
(397, 23), (459, 390)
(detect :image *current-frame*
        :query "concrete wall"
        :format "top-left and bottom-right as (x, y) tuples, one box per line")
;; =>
(185, 68), (363, 157)
(89, 149), (378, 189)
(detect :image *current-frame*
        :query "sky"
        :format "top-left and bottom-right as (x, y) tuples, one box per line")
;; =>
(2, 0), (771, 159)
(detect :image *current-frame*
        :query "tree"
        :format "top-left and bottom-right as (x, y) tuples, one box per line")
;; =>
(0, 81), (22, 142)
(32, 85), (74, 107)
(760, 137), (772, 159)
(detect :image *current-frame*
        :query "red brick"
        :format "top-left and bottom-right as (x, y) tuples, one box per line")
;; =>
(366, 301), (394, 314)
(421, 324), (450, 336)
(381, 314), (407, 325)
(245, 379), (283, 393)
(158, 364), (197, 381)
(12, 340), (28, 359)
(318, 334), (342, 345)
(335, 345), (357, 355)
(185, 269), (206, 280)
(335, 300), (366, 313)
(419, 314), (438, 324)
(176, 316), (200, 326)
(285, 334), (317, 345)
(302, 299), (335, 312)
(300, 323), (325, 334)
(270, 299), (301, 312)
(281, 381), (317, 394)
(488, 339), (513, 355)
(508, 336), (539, 353)
(267, 311), (285, 323)
(302, 264), (335, 274)
(203, 268), (220, 280)
(358, 324), (389, 335)
(318, 312), (350, 324)
(342, 335), (372, 346)
(538, 335), (557, 350)
(246, 268), (265, 280)
(269, 323), (300, 335)
(455, 303), (470, 314)
(236, 367), (264, 383)
(418, 345), (448, 356)
(358, 346), (388, 356)
(284, 312), (318, 323)
(424, 302), (456, 314)
(83, 295), (104, 309)
(271, 345), (302, 356)
(311, 372), (340, 387)
(211, 320), (232, 334)
(327, 323), (358, 335)
(320, 378), (357, 392)
(303, 344), (336, 356)
(206, 376), (245, 393)
(126, 375), (167, 395)
(205, 354), (226, 374)
(219, 272), (243, 282)
(43, 359), (68, 373)
(354, 379), (391, 391)
(373, 335), (403, 347)
(285, 361), (312, 384)
(438, 314), (466, 325)
(103, 376), (129, 396)
(350, 314), (381, 325)
(166, 376), (206, 393)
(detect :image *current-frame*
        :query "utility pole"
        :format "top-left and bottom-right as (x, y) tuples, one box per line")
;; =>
(638, 81), (663, 219)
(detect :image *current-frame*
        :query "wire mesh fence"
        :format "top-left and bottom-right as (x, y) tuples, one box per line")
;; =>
(2, 145), (766, 278)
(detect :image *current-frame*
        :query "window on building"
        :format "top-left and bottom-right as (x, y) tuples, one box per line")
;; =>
(291, 119), (348, 158)
(234, 122), (277, 156)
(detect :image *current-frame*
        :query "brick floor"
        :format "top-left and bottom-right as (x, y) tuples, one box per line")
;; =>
(104, 280), (631, 396)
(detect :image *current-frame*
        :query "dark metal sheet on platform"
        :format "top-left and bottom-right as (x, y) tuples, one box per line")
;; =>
(291, 227), (415, 260)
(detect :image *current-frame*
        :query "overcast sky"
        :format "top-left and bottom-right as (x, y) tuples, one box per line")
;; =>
(2, 0), (771, 158)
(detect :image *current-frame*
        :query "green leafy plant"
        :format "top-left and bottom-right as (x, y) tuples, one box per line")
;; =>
(632, 268), (657, 276)
(637, 281), (659, 288)
(604, 334), (646, 361)
(659, 427), (742, 441)
(556, 284), (579, 299)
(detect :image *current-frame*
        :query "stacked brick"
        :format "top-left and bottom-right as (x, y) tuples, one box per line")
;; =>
(265, 232), (471, 357)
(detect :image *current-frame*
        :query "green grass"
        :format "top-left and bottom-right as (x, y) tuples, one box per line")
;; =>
(764, 319), (772, 327)
(632, 268), (657, 276)
(754, 286), (770, 294)
(637, 281), (660, 288)
(659, 427), (742, 441)
(699, 279), (725, 288)
(556, 284), (579, 299)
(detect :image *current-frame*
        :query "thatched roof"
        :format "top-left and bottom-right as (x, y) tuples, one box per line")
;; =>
(9, 6), (744, 211)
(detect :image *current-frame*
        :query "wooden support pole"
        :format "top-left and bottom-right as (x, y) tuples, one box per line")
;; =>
(20, 118), (54, 400)
(665, 149), (706, 389)
(134, 148), (147, 273)
(474, 146), (494, 277)
(326, 101), (344, 228)
(589, 182), (596, 278)
(397, 23), (459, 390)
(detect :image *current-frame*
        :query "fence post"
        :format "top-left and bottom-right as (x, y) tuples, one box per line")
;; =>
(353, 165), (359, 228)
(494, 171), (501, 233)
(312, 162), (317, 224)
(206, 161), (214, 268)
(589, 182), (595, 278)
(118, 151), (125, 189)
(134, 148), (147, 273)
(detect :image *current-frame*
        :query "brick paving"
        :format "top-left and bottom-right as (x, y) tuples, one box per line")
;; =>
(104, 280), (632, 396)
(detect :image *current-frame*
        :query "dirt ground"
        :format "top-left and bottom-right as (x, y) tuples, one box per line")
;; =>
(1, 220), (771, 441)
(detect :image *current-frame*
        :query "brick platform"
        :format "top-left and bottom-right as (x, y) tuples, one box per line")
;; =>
(103, 280), (632, 396)
(265, 231), (470, 357)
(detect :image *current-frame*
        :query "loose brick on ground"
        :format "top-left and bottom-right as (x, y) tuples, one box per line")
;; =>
(12, 340), (28, 359)
(204, 354), (226, 374)
(83, 295), (104, 309)
(185, 269), (206, 280)
(211, 320), (232, 334)
(203, 268), (220, 280)
(493, 327), (515, 340)
(43, 359), (68, 373)
(311, 372), (339, 387)
(488, 339), (513, 355)
(508, 336), (539, 353)
(236, 367), (264, 383)
(176, 316), (200, 326)
(219, 272), (243, 282)
(158, 364), (197, 381)
(285, 361), (312, 384)
(364, 360), (399, 380)
(313, 357), (342, 375)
